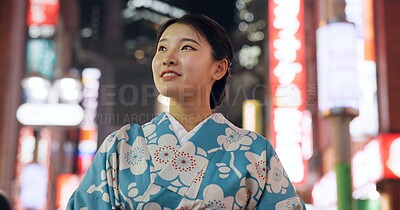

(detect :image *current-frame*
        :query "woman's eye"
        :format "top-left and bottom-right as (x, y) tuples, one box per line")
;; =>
(181, 45), (194, 50)
(158, 46), (166, 51)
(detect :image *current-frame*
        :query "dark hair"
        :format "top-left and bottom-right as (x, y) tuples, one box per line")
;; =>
(0, 191), (11, 210)
(156, 13), (234, 109)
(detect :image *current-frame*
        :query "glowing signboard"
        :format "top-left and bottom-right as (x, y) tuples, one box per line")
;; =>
(268, 0), (308, 184)
(26, 39), (57, 79)
(27, 0), (60, 26)
(379, 134), (400, 179)
(20, 163), (48, 209)
(56, 174), (81, 209)
(243, 100), (262, 134)
(352, 140), (383, 189)
(78, 68), (101, 175)
(316, 23), (359, 112)
(312, 171), (337, 209)
(16, 103), (84, 126)
(314, 134), (400, 207)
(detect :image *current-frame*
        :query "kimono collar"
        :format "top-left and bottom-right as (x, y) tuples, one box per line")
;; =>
(165, 112), (215, 145)
(142, 111), (230, 197)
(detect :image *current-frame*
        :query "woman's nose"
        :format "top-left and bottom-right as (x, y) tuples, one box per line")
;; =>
(162, 56), (177, 66)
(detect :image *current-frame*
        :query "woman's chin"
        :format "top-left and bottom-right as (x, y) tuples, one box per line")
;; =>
(158, 91), (179, 100)
(157, 86), (179, 98)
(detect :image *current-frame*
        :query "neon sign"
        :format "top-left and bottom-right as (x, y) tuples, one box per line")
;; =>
(268, 0), (308, 184)
(27, 0), (60, 26)
(379, 134), (400, 179)
(78, 68), (101, 175)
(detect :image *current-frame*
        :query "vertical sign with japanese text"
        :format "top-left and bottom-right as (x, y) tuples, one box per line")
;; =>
(268, 0), (309, 184)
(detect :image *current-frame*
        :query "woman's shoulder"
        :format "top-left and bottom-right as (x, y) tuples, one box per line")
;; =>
(101, 112), (168, 147)
(224, 118), (267, 140)
(211, 112), (273, 148)
(105, 123), (142, 139)
(99, 123), (145, 153)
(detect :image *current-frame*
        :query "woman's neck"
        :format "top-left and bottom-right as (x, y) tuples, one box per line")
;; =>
(168, 101), (212, 132)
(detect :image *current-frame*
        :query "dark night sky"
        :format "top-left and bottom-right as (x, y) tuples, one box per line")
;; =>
(79, 0), (235, 38)
(184, 0), (235, 32)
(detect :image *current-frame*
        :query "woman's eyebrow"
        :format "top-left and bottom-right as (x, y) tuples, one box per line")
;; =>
(180, 38), (201, 46)
(158, 37), (201, 46)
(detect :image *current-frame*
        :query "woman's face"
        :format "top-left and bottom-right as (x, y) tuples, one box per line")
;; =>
(152, 23), (219, 103)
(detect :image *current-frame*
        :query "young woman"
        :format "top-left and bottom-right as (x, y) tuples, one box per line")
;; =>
(67, 14), (305, 210)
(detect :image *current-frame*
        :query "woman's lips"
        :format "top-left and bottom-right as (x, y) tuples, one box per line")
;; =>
(160, 70), (181, 81)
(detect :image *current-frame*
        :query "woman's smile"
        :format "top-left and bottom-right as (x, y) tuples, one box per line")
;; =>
(160, 70), (182, 81)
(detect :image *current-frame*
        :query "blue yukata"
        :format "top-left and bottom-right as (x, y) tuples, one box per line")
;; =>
(67, 112), (305, 209)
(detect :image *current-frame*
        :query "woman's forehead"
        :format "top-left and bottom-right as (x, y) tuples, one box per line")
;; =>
(160, 23), (206, 43)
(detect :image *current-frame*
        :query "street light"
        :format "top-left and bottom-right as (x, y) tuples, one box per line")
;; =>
(317, 21), (359, 210)
(54, 76), (83, 104)
(18, 69), (85, 127)
(21, 75), (51, 103)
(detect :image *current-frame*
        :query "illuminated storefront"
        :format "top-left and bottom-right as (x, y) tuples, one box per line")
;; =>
(311, 0), (400, 209)
(12, 1), (91, 209)
(268, 0), (311, 186)
(313, 134), (400, 209)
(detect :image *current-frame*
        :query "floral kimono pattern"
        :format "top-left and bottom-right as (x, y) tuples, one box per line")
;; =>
(67, 112), (305, 210)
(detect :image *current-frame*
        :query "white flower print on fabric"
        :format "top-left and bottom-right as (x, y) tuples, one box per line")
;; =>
(127, 182), (139, 198)
(118, 137), (149, 175)
(99, 132), (117, 153)
(143, 202), (162, 210)
(159, 142), (208, 186)
(275, 196), (303, 210)
(87, 169), (109, 202)
(200, 184), (234, 210)
(143, 123), (157, 143)
(119, 191), (134, 210)
(172, 151), (196, 172)
(193, 169), (205, 184)
(245, 151), (267, 188)
(177, 198), (194, 209)
(134, 184), (161, 203)
(99, 124), (131, 153)
(184, 166), (208, 199)
(155, 146), (175, 164)
(86, 152), (119, 204)
(216, 163), (231, 179)
(267, 155), (290, 194)
(106, 153), (120, 203)
(210, 113), (227, 124)
(148, 134), (180, 171)
(176, 207), (190, 210)
(217, 127), (255, 151)
(234, 177), (260, 209)
(115, 124), (131, 141)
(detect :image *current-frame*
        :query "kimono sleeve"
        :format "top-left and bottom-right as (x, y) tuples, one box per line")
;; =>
(256, 141), (306, 210)
(67, 131), (120, 210)
(67, 190), (112, 210)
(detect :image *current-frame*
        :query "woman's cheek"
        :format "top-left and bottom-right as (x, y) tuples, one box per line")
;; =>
(151, 60), (161, 88)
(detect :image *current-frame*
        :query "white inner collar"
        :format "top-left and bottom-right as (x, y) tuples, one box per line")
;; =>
(165, 112), (214, 145)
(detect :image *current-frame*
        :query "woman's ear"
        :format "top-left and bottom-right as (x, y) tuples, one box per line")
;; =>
(212, 59), (229, 80)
